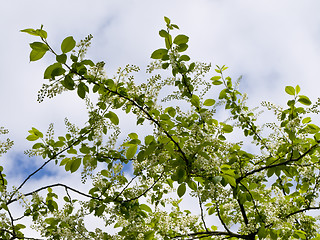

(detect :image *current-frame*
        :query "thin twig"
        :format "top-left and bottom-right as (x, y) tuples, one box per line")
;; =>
(8, 183), (100, 205)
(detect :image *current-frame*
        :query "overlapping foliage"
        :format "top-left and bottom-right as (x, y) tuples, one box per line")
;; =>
(1, 17), (320, 239)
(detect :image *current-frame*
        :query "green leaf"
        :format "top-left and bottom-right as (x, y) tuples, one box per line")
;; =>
(14, 224), (26, 230)
(79, 144), (90, 154)
(212, 80), (223, 85)
(177, 43), (188, 52)
(26, 135), (39, 141)
(165, 107), (176, 117)
(32, 143), (43, 149)
(212, 176), (222, 184)
(30, 42), (49, 51)
(126, 145), (137, 159)
(302, 117), (311, 124)
(176, 167), (186, 182)
(145, 135), (154, 145)
(159, 30), (169, 38)
(258, 225), (267, 238)
(191, 95), (200, 108)
(307, 124), (320, 133)
(173, 34), (189, 45)
(189, 62), (195, 71)
(298, 95), (311, 105)
(187, 180), (197, 191)
(105, 111), (119, 125)
(95, 205), (105, 216)
(20, 28), (38, 36)
(37, 28), (48, 39)
(285, 86), (295, 95)
(81, 59), (95, 66)
(67, 148), (77, 154)
(144, 230), (155, 240)
(128, 133), (138, 139)
(165, 35), (172, 50)
(101, 170), (109, 177)
(44, 63), (62, 79)
(77, 82), (87, 99)
(164, 16), (171, 24)
(61, 75), (75, 90)
(204, 99), (216, 106)
(222, 174), (236, 187)
(60, 158), (70, 166)
(151, 48), (168, 59)
(295, 85), (301, 94)
(63, 196), (70, 202)
(162, 62), (169, 69)
(222, 124), (233, 133)
(56, 54), (67, 64)
(21, 27), (47, 38)
(208, 207), (215, 215)
(211, 76), (221, 81)
(61, 36), (76, 53)
(32, 127), (43, 137)
(70, 158), (81, 173)
(30, 49), (47, 62)
(177, 183), (186, 197)
(140, 204), (152, 213)
(54, 141), (64, 148)
(52, 66), (66, 78)
(179, 55), (190, 62)
(160, 113), (170, 120)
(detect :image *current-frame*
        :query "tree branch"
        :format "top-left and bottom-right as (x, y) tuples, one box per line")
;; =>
(122, 170), (165, 202)
(237, 140), (320, 182)
(7, 127), (94, 203)
(197, 184), (208, 232)
(173, 230), (254, 240)
(8, 183), (100, 205)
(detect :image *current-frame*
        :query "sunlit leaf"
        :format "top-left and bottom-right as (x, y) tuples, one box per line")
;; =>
(173, 34), (189, 45)
(70, 158), (81, 173)
(204, 99), (215, 106)
(151, 48), (168, 59)
(105, 111), (119, 125)
(177, 183), (186, 197)
(61, 36), (76, 53)
(285, 86), (295, 95)
(30, 49), (47, 62)
(126, 145), (137, 159)
(298, 95), (311, 105)
(140, 204), (152, 213)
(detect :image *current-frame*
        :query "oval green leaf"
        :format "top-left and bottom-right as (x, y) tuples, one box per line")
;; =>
(70, 158), (81, 173)
(126, 145), (137, 159)
(173, 34), (189, 45)
(61, 36), (76, 53)
(140, 204), (152, 213)
(285, 86), (295, 96)
(56, 54), (67, 64)
(204, 99), (216, 106)
(61, 75), (75, 90)
(151, 48), (168, 59)
(30, 42), (49, 51)
(177, 183), (186, 197)
(30, 49), (47, 62)
(222, 124), (233, 133)
(26, 135), (39, 141)
(105, 111), (119, 125)
(298, 95), (311, 106)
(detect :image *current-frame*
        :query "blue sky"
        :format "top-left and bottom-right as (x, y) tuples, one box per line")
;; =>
(2, 0), (320, 237)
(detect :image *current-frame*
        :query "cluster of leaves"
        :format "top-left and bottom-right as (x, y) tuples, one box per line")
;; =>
(1, 17), (320, 240)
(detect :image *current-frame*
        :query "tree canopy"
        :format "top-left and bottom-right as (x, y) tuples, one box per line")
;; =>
(1, 17), (320, 239)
